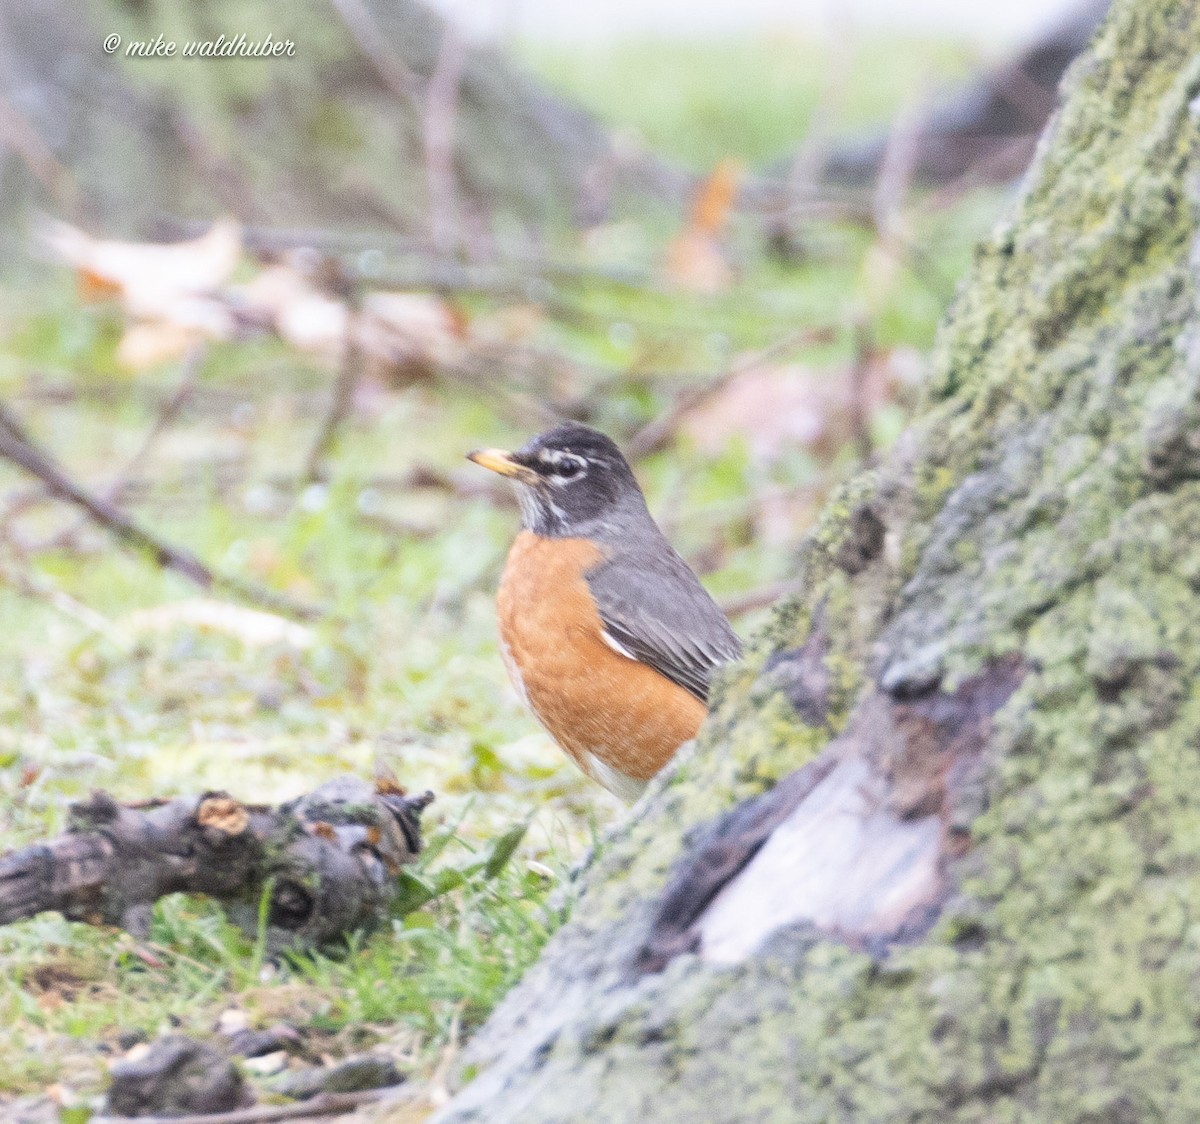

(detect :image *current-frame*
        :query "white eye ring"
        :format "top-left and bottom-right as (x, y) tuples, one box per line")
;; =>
(537, 449), (587, 481)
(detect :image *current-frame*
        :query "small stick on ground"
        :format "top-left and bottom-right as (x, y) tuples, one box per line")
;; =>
(0, 399), (322, 620)
(93, 1084), (418, 1124)
(111, 342), (207, 496)
(0, 553), (129, 646)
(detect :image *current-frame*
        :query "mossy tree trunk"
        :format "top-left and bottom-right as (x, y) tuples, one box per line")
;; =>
(429, 2), (1200, 1121)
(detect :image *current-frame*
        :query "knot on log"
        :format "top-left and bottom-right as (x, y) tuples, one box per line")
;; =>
(196, 795), (251, 837)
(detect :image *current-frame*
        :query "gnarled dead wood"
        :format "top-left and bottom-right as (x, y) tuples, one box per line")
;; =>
(0, 776), (433, 950)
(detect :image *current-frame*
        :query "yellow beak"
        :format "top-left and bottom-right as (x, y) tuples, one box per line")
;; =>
(466, 448), (535, 481)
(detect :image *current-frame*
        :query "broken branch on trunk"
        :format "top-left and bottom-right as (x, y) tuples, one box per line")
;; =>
(0, 776), (434, 950)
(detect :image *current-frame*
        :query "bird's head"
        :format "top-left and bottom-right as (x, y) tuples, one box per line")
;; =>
(467, 422), (644, 536)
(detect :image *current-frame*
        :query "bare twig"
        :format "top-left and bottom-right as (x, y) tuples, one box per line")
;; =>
(156, 216), (657, 292)
(0, 401), (322, 620)
(111, 345), (206, 496)
(93, 1083), (419, 1124)
(36, 344), (206, 553)
(375, 463), (517, 508)
(766, 15), (855, 250)
(626, 326), (837, 461)
(303, 288), (364, 483)
(860, 95), (957, 306)
(170, 112), (261, 222)
(0, 554), (129, 646)
(719, 579), (806, 620)
(847, 320), (876, 463)
(327, 0), (423, 116)
(0, 92), (80, 217)
(424, 25), (468, 255)
(872, 97), (923, 254)
(428, 1001), (466, 1109)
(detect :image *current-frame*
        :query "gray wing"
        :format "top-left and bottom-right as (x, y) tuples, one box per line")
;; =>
(586, 550), (742, 704)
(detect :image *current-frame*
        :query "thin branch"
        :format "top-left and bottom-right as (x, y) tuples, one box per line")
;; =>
(0, 401), (322, 620)
(871, 96), (923, 252)
(720, 579), (806, 620)
(847, 320), (876, 463)
(767, 14), (855, 247)
(93, 1083), (417, 1124)
(36, 344), (205, 553)
(626, 326), (837, 462)
(155, 216), (657, 291)
(0, 92), (80, 217)
(303, 288), (364, 483)
(112, 344), (206, 497)
(327, 0), (423, 117)
(170, 112), (261, 222)
(424, 25), (468, 255)
(0, 553), (129, 646)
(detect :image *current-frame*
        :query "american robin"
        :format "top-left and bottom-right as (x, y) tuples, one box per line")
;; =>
(468, 422), (742, 802)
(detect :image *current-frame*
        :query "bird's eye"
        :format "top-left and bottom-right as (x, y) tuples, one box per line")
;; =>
(556, 460), (583, 479)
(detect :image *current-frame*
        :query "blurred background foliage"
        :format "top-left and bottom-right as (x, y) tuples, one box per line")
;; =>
(0, 0), (1097, 1111)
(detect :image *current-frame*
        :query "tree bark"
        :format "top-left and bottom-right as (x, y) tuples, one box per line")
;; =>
(427, 2), (1200, 1120)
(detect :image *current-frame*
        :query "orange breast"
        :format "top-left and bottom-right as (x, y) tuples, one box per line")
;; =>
(496, 531), (707, 783)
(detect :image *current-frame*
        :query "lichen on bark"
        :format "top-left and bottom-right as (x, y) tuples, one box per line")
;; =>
(421, 2), (1200, 1121)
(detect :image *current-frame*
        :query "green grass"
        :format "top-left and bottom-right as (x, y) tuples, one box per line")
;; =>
(523, 33), (977, 170)
(0, 32), (1007, 1113)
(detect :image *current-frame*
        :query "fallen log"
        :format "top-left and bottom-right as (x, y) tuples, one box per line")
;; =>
(0, 775), (433, 950)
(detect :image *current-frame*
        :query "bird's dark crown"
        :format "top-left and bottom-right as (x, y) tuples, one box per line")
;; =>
(516, 422), (629, 474)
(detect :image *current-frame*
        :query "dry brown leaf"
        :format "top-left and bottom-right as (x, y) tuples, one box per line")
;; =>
(356, 291), (465, 384)
(116, 320), (207, 371)
(123, 598), (314, 649)
(664, 158), (743, 293)
(234, 267), (461, 383)
(664, 232), (734, 295)
(468, 303), (544, 346)
(689, 157), (743, 236)
(41, 217), (242, 320)
(233, 262), (348, 358)
(42, 217), (241, 369)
